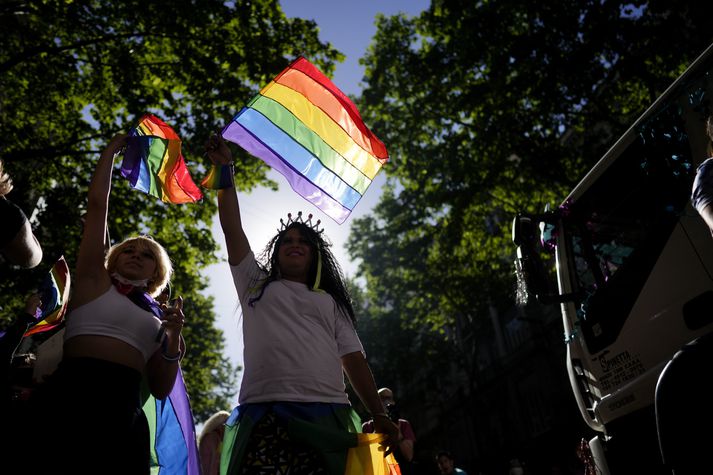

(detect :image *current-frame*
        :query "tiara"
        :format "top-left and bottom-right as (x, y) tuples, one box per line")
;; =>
(278, 211), (323, 234)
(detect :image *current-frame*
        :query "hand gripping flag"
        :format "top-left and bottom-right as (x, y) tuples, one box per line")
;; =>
(222, 57), (389, 224)
(24, 256), (71, 337)
(121, 114), (203, 204)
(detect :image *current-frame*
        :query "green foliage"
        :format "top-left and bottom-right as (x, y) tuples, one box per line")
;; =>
(348, 0), (713, 407)
(0, 0), (341, 421)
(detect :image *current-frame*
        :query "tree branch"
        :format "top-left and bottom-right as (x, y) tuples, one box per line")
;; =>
(0, 31), (183, 74)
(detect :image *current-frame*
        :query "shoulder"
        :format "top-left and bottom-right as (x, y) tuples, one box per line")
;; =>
(696, 157), (713, 178)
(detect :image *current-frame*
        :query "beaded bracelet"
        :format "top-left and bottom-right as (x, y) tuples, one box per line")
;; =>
(201, 163), (234, 190)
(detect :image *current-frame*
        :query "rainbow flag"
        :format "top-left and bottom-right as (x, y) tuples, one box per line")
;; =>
(24, 256), (71, 337)
(220, 403), (400, 475)
(121, 114), (203, 204)
(144, 367), (200, 475)
(222, 57), (388, 224)
(346, 433), (401, 475)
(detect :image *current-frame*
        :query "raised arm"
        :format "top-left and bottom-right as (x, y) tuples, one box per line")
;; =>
(74, 134), (128, 290)
(205, 134), (250, 265)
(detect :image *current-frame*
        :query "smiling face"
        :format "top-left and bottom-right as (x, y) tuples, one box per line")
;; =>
(277, 227), (314, 283)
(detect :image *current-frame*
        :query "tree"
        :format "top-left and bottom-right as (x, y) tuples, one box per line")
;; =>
(348, 0), (713, 464)
(0, 0), (343, 421)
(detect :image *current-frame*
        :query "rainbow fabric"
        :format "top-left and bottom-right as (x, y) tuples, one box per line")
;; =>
(222, 57), (388, 224)
(144, 367), (200, 475)
(121, 114), (203, 204)
(24, 256), (71, 337)
(346, 433), (401, 475)
(220, 403), (400, 475)
(201, 164), (234, 189)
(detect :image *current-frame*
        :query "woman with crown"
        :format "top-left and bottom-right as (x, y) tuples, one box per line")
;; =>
(24, 134), (186, 474)
(204, 134), (400, 474)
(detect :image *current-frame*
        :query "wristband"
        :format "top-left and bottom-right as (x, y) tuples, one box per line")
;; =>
(161, 351), (181, 362)
(201, 164), (234, 190)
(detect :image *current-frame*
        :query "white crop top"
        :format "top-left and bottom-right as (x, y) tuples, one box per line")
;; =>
(64, 285), (163, 362)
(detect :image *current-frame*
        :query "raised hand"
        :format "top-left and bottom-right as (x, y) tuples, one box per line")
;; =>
(204, 134), (233, 166)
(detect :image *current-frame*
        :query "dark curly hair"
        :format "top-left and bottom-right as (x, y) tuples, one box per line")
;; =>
(248, 222), (356, 325)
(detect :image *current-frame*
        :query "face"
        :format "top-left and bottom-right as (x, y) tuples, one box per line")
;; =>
(437, 456), (455, 474)
(114, 242), (158, 282)
(277, 227), (313, 283)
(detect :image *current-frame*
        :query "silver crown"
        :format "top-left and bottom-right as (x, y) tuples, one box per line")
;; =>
(278, 211), (323, 234)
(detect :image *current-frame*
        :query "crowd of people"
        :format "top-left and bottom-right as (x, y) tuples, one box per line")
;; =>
(2, 108), (712, 474)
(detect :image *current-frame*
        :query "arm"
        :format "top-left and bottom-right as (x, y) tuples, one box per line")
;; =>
(74, 134), (128, 293)
(146, 296), (185, 399)
(698, 203), (713, 231)
(397, 420), (415, 461)
(341, 351), (400, 454)
(205, 134), (250, 265)
(3, 219), (42, 268)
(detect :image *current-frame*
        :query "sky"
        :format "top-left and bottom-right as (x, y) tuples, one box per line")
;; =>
(202, 0), (429, 407)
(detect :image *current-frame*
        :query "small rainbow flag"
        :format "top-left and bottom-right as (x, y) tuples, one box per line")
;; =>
(121, 114), (203, 204)
(24, 256), (71, 337)
(222, 57), (388, 224)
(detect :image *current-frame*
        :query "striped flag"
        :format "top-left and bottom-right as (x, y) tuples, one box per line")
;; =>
(222, 57), (388, 224)
(121, 114), (203, 204)
(144, 367), (200, 475)
(24, 256), (71, 337)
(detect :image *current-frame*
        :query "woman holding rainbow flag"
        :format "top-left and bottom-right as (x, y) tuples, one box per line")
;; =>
(204, 133), (401, 474)
(26, 134), (187, 474)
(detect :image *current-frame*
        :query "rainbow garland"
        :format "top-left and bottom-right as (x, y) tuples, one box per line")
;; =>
(121, 114), (203, 204)
(222, 57), (388, 224)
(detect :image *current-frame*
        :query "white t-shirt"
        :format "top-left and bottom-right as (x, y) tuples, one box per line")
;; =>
(231, 251), (364, 405)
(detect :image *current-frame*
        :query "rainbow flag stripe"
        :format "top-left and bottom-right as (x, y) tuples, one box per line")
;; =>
(24, 256), (71, 337)
(222, 57), (388, 224)
(144, 367), (200, 474)
(121, 114), (203, 204)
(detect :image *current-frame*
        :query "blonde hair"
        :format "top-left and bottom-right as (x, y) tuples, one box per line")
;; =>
(198, 410), (230, 447)
(0, 159), (13, 197)
(105, 235), (172, 297)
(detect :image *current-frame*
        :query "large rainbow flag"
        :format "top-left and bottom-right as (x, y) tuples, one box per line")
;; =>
(24, 256), (71, 337)
(121, 114), (203, 204)
(144, 367), (200, 475)
(222, 57), (388, 224)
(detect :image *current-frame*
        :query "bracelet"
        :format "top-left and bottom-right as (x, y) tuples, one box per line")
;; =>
(201, 164), (234, 190)
(161, 351), (181, 362)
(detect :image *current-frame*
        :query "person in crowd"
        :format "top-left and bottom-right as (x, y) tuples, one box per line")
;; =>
(0, 293), (40, 404)
(24, 134), (186, 474)
(655, 114), (713, 474)
(0, 158), (42, 268)
(437, 451), (468, 475)
(199, 410), (231, 475)
(691, 114), (713, 231)
(363, 387), (416, 471)
(204, 134), (400, 473)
